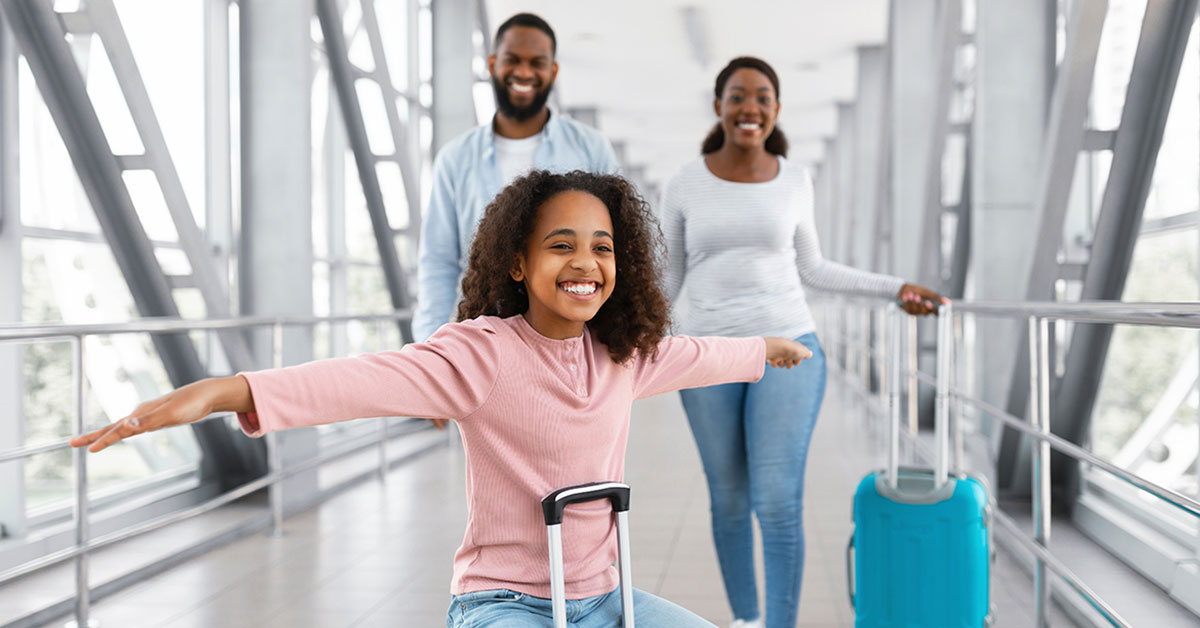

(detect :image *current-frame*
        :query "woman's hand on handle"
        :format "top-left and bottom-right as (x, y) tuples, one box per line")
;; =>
(70, 376), (255, 453)
(897, 283), (949, 316)
(764, 337), (813, 369)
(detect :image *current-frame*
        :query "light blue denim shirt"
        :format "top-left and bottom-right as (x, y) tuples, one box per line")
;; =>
(412, 111), (619, 341)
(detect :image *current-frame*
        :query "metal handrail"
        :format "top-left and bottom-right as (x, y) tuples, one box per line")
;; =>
(959, 394), (1200, 519)
(956, 300), (1200, 327)
(821, 296), (1199, 628)
(1, 310), (421, 628)
(0, 310), (413, 341)
(993, 510), (1131, 628)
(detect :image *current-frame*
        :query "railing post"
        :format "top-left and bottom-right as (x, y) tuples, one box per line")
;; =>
(887, 305), (902, 489)
(860, 307), (871, 390)
(1029, 315), (1053, 627)
(376, 318), (388, 482)
(69, 334), (95, 628)
(267, 323), (284, 537)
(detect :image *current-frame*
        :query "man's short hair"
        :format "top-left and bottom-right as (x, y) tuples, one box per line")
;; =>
(494, 13), (556, 55)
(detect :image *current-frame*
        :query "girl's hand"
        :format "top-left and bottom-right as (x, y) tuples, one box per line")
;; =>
(897, 283), (949, 316)
(70, 376), (253, 453)
(764, 337), (813, 369)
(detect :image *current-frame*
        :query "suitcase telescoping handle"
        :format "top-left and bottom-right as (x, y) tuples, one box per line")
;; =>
(541, 482), (634, 628)
(884, 302), (958, 490)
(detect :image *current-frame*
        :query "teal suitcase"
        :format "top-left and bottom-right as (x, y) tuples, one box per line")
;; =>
(846, 303), (993, 627)
(849, 468), (992, 627)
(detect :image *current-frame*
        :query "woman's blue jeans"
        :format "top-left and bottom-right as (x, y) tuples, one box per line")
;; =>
(679, 333), (826, 628)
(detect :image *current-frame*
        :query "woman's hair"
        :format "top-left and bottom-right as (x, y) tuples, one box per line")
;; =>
(456, 170), (671, 364)
(701, 56), (788, 157)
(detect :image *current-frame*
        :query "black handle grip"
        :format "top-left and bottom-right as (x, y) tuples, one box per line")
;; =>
(541, 482), (630, 526)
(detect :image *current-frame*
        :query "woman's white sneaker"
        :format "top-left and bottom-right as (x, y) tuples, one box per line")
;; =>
(729, 619), (764, 628)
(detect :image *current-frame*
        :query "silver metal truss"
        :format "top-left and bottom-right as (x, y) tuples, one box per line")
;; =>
(0, 7), (15, 236)
(995, 0), (1108, 490)
(314, 0), (423, 343)
(1000, 0), (1197, 496)
(0, 0), (267, 492)
(4, 0), (256, 374)
(915, 0), (963, 287)
(1050, 0), (1198, 504)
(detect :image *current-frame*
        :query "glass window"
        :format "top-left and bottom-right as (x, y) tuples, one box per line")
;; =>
(1143, 16), (1199, 220)
(1089, 0), (1148, 131)
(1090, 229), (1198, 504)
(113, 0), (206, 220)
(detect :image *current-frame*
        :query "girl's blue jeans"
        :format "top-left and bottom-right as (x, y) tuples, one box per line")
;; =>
(679, 333), (826, 628)
(445, 587), (715, 627)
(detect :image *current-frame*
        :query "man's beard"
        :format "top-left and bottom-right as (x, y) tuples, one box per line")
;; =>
(492, 76), (553, 122)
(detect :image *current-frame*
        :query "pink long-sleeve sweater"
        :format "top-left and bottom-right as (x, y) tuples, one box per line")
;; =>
(236, 314), (765, 599)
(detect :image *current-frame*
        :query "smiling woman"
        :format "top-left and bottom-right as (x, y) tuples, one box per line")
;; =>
(659, 56), (945, 628)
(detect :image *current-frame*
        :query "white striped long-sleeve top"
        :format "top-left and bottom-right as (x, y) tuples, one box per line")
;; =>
(659, 156), (905, 339)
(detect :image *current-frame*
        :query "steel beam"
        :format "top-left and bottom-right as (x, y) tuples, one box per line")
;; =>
(916, 0), (962, 285)
(871, 19), (895, 275)
(889, 0), (938, 281)
(0, 8), (25, 538)
(1052, 0), (1197, 505)
(0, 7), (13, 238)
(84, 0), (255, 373)
(359, 0), (421, 240)
(997, 0), (1107, 491)
(834, 103), (856, 264)
(431, 0), (475, 154)
(315, 0), (414, 342)
(204, 0), (233, 373)
(946, 130), (971, 298)
(971, 0), (1054, 453)
(239, 0), (315, 501)
(852, 45), (886, 273)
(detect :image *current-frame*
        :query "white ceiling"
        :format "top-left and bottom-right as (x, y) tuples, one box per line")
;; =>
(485, 0), (889, 186)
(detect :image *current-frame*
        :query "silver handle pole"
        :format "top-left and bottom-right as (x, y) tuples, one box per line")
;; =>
(935, 304), (952, 488)
(376, 319), (388, 482)
(887, 304), (901, 489)
(616, 511), (635, 628)
(547, 524), (567, 628)
(268, 323), (284, 537)
(71, 335), (92, 628)
(1029, 316), (1052, 627)
(906, 314), (919, 443)
(953, 310), (965, 473)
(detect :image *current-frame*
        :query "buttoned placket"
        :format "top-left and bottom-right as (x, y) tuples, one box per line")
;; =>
(567, 343), (585, 396)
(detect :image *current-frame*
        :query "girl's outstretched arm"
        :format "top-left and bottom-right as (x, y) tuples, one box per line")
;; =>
(70, 376), (254, 453)
(764, 337), (813, 369)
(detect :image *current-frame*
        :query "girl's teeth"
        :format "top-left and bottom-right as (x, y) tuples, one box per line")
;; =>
(738, 122), (761, 130)
(562, 283), (596, 295)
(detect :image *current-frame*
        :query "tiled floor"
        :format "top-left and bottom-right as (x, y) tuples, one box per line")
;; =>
(13, 375), (1193, 627)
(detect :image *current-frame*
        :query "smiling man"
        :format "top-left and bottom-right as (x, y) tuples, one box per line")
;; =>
(413, 13), (619, 342)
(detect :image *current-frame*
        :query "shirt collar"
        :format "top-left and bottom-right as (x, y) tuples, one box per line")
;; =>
(483, 107), (558, 159)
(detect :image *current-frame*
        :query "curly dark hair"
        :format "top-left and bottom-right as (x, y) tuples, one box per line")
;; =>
(456, 170), (671, 364)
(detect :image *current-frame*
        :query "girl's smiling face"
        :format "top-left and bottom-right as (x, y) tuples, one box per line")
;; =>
(511, 190), (617, 339)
